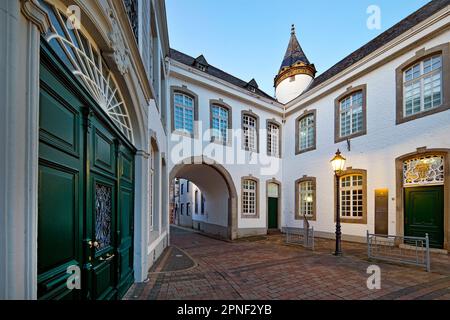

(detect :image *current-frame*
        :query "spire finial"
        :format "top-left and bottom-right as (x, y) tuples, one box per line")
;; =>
(291, 24), (295, 35)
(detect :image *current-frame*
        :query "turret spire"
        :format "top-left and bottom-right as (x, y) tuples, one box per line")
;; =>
(274, 25), (316, 103)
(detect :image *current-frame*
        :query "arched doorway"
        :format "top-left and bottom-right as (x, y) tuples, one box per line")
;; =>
(36, 1), (141, 300)
(396, 148), (450, 250)
(170, 156), (238, 240)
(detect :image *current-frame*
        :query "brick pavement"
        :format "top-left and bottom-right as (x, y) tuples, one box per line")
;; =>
(125, 227), (450, 300)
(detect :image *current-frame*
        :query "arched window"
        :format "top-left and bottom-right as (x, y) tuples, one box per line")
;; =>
(337, 169), (367, 224)
(174, 93), (194, 134)
(267, 121), (281, 157)
(295, 110), (316, 154)
(295, 177), (316, 221)
(40, 1), (134, 141)
(210, 101), (232, 145)
(171, 86), (199, 137)
(403, 55), (442, 117)
(242, 177), (259, 218)
(242, 112), (259, 152)
(396, 44), (449, 124)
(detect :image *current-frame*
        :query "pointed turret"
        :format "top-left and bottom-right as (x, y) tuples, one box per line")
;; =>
(275, 25), (316, 104)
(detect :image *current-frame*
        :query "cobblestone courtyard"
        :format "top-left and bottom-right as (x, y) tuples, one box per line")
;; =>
(125, 227), (450, 300)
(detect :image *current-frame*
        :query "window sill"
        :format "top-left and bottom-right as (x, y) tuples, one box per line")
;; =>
(396, 103), (450, 125)
(335, 130), (367, 143)
(296, 146), (316, 156)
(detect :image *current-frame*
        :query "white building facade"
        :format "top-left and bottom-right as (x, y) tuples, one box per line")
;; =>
(167, 1), (450, 251)
(1, 0), (449, 300)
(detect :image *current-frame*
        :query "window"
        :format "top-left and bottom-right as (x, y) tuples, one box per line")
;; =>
(210, 103), (230, 144)
(171, 86), (198, 136)
(339, 91), (363, 137)
(404, 55), (442, 117)
(174, 93), (194, 134)
(195, 190), (199, 214)
(201, 195), (205, 215)
(295, 177), (316, 221)
(242, 113), (258, 152)
(296, 111), (316, 154)
(186, 181), (190, 193)
(337, 169), (367, 224)
(180, 204), (184, 215)
(396, 45), (449, 124)
(334, 85), (367, 142)
(148, 146), (155, 235)
(242, 178), (258, 217)
(186, 203), (191, 216)
(267, 121), (280, 157)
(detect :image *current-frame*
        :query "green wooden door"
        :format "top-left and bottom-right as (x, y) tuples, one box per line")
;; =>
(38, 44), (135, 300)
(268, 198), (278, 229)
(404, 186), (444, 249)
(38, 58), (85, 300)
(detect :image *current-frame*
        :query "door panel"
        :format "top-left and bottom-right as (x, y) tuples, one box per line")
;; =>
(375, 189), (389, 235)
(38, 62), (84, 300)
(117, 148), (135, 297)
(405, 186), (444, 248)
(39, 47), (135, 300)
(268, 198), (278, 229)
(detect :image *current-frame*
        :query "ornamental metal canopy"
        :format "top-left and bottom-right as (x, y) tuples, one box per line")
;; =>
(403, 155), (445, 187)
(39, 0), (134, 142)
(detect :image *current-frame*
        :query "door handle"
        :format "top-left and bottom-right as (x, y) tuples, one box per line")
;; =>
(88, 240), (100, 249)
(99, 254), (115, 262)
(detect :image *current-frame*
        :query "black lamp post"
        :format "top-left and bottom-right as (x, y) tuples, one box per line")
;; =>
(330, 149), (346, 256)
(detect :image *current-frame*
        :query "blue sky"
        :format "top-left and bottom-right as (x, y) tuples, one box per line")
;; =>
(166, 0), (430, 96)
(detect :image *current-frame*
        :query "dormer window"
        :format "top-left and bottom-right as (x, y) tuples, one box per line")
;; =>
(196, 63), (207, 72)
(245, 79), (259, 94)
(192, 55), (209, 72)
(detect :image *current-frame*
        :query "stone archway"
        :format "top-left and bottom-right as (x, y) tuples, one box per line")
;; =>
(170, 156), (238, 240)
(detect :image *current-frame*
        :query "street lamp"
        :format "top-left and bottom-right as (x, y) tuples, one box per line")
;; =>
(330, 149), (346, 256)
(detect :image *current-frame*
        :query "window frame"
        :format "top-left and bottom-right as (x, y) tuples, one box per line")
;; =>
(209, 100), (232, 146)
(295, 110), (317, 155)
(241, 176), (259, 219)
(334, 169), (367, 224)
(334, 84), (367, 143)
(396, 44), (450, 125)
(195, 190), (199, 214)
(241, 111), (260, 153)
(295, 176), (316, 221)
(266, 119), (282, 158)
(170, 86), (199, 138)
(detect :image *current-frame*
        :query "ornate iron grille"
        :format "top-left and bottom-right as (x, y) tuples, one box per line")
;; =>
(124, 0), (139, 43)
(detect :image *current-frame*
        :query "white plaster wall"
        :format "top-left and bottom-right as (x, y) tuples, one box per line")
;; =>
(283, 30), (450, 239)
(276, 74), (313, 104)
(168, 73), (284, 232)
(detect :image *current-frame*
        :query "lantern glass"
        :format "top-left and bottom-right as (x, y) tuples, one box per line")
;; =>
(331, 150), (346, 173)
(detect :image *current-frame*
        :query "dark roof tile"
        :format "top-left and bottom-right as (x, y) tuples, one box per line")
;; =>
(307, 0), (450, 92)
(170, 49), (277, 101)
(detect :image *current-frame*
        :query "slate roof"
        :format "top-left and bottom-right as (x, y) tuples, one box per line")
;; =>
(306, 0), (450, 92)
(280, 25), (311, 71)
(170, 49), (277, 101)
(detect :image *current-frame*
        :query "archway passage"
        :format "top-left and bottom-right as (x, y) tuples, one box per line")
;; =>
(170, 158), (238, 240)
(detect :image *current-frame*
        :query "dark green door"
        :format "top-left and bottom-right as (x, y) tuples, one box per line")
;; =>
(268, 198), (278, 229)
(38, 57), (85, 300)
(404, 186), (444, 249)
(38, 45), (134, 300)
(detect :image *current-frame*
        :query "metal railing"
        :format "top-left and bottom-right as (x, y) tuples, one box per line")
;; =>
(367, 231), (430, 272)
(284, 226), (315, 250)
